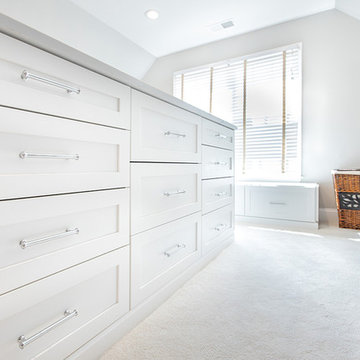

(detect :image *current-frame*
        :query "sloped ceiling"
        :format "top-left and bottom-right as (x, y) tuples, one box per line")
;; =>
(71, 0), (336, 57)
(0, 0), (358, 79)
(0, 0), (155, 78)
(336, 0), (360, 20)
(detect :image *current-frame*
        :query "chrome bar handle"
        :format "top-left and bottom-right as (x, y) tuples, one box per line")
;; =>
(21, 70), (81, 94)
(214, 223), (227, 232)
(212, 161), (228, 166)
(269, 202), (287, 206)
(215, 133), (229, 140)
(19, 228), (80, 249)
(164, 131), (186, 138)
(18, 309), (78, 349)
(164, 243), (186, 257)
(215, 191), (228, 197)
(163, 189), (186, 197)
(19, 152), (80, 160)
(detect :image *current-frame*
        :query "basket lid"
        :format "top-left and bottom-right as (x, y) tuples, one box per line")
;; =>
(332, 169), (360, 175)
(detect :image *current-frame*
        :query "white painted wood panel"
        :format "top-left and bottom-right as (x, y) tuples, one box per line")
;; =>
(131, 163), (201, 234)
(0, 34), (130, 129)
(0, 248), (129, 360)
(0, 107), (129, 199)
(244, 184), (319, 223)
(202, 119), (234, 150)
(0, 32), (237, 360)
(131, 213), (201, 308)
(131, 90), (201, 163)
(202, 205), (234, 255)
(202, 177), (234, 214)
(202, 145), (234, 179)
(0, 188), (129, 295)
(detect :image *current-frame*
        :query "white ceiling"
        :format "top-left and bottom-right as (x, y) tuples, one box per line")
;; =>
(70, 0), (336, 57)
(336, 0), (360, 20)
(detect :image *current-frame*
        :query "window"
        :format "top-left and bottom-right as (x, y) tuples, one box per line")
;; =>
(173, 44), (302, 180)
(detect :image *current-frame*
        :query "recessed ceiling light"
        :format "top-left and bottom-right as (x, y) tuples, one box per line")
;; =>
(145, 9), (159, 20)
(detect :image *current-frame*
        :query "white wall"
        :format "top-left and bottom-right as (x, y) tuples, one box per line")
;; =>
(0, 0), (155, 78)
(143, 9), (360, 217)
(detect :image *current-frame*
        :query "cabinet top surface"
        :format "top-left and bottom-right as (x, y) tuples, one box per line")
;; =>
(0, 21), (236, 130)
(239, 181), (319, 188)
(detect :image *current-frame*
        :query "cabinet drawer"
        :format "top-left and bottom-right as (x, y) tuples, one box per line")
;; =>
(131, 213), (201, 308)
(245, 185), (318, 222)
(0, 248), (129, 360)
(202, 205), (234, 254)
(131, 90), (201, 162)
(0, 33), (130, 129)
(202, 119), (234, 150)
(202, 145), (234, 179)
(202, 177), (234, 214)
(131, 163), (201, 234)
(0, 107), (129, 200)
(0, 188), (129, 294)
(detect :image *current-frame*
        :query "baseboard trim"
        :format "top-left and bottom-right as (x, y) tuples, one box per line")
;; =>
(319, 207), (338, 228)
(68, 236), (234, 360)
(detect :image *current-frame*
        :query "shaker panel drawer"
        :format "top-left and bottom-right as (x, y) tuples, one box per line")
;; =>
(245, 185), (318, 222)
(0, 188), (129, 294)
(202, 119), (234, 150)
(202, 146), (234, 179)
(131, 213), (201, 308)
(0, 107), (129, 199)
(131, 163), (201, 234)
(0, 248), (129, 360)
(202, 205), (234, 254)
(0, 33), (130, 129)
(131, 90), (201, 163)
(202, 177), (234, 214)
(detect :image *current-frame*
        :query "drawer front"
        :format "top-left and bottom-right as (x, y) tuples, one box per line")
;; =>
(0, 107), (129, 199)
(245, 185), (318, 222)
(131, 163), (201, 234)
(0, 248), (129, 360)
(0, 33), (130, 129)
(202, 205), (234, 254)
(131, 213), (201, 308)
(202, 145), (234, 179)
(202, 177), (234, 214)
(202, 119), (234, 150)
(0, 188), (129, 294)
(131, 90), (201, 163)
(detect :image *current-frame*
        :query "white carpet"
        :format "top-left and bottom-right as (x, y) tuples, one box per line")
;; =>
(101, 225), (360, 360)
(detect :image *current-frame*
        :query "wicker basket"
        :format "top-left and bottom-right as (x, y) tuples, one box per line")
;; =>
(332, 170), (360, 229)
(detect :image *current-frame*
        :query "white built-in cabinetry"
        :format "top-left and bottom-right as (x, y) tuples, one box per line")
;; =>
(0, 32), (235, 359)
(236, 182), (319, 228)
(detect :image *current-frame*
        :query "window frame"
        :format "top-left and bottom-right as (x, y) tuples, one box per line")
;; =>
(173, 43), (303, 182)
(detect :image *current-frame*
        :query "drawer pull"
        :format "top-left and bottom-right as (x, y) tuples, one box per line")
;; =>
(19, 151), (80, 160)
(164, 243), (186, 257)
(215, 133), (229, 140)
(21, 70), (81, 94)
(269, 202), (287, 206)
(164, 131), (186, 138)
(163, 189), (186, 197)
(214, 223), (227, 232)
(19, 228), (80, 249)
(18, 309), (78, 349)
(215, 191), (228, 197)
(212, 161), (228, 166)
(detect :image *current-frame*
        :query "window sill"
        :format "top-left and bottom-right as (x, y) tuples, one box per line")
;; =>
(237, 175), (302, 183)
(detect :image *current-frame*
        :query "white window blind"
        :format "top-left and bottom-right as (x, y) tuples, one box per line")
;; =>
(173, 45), (302, 180)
